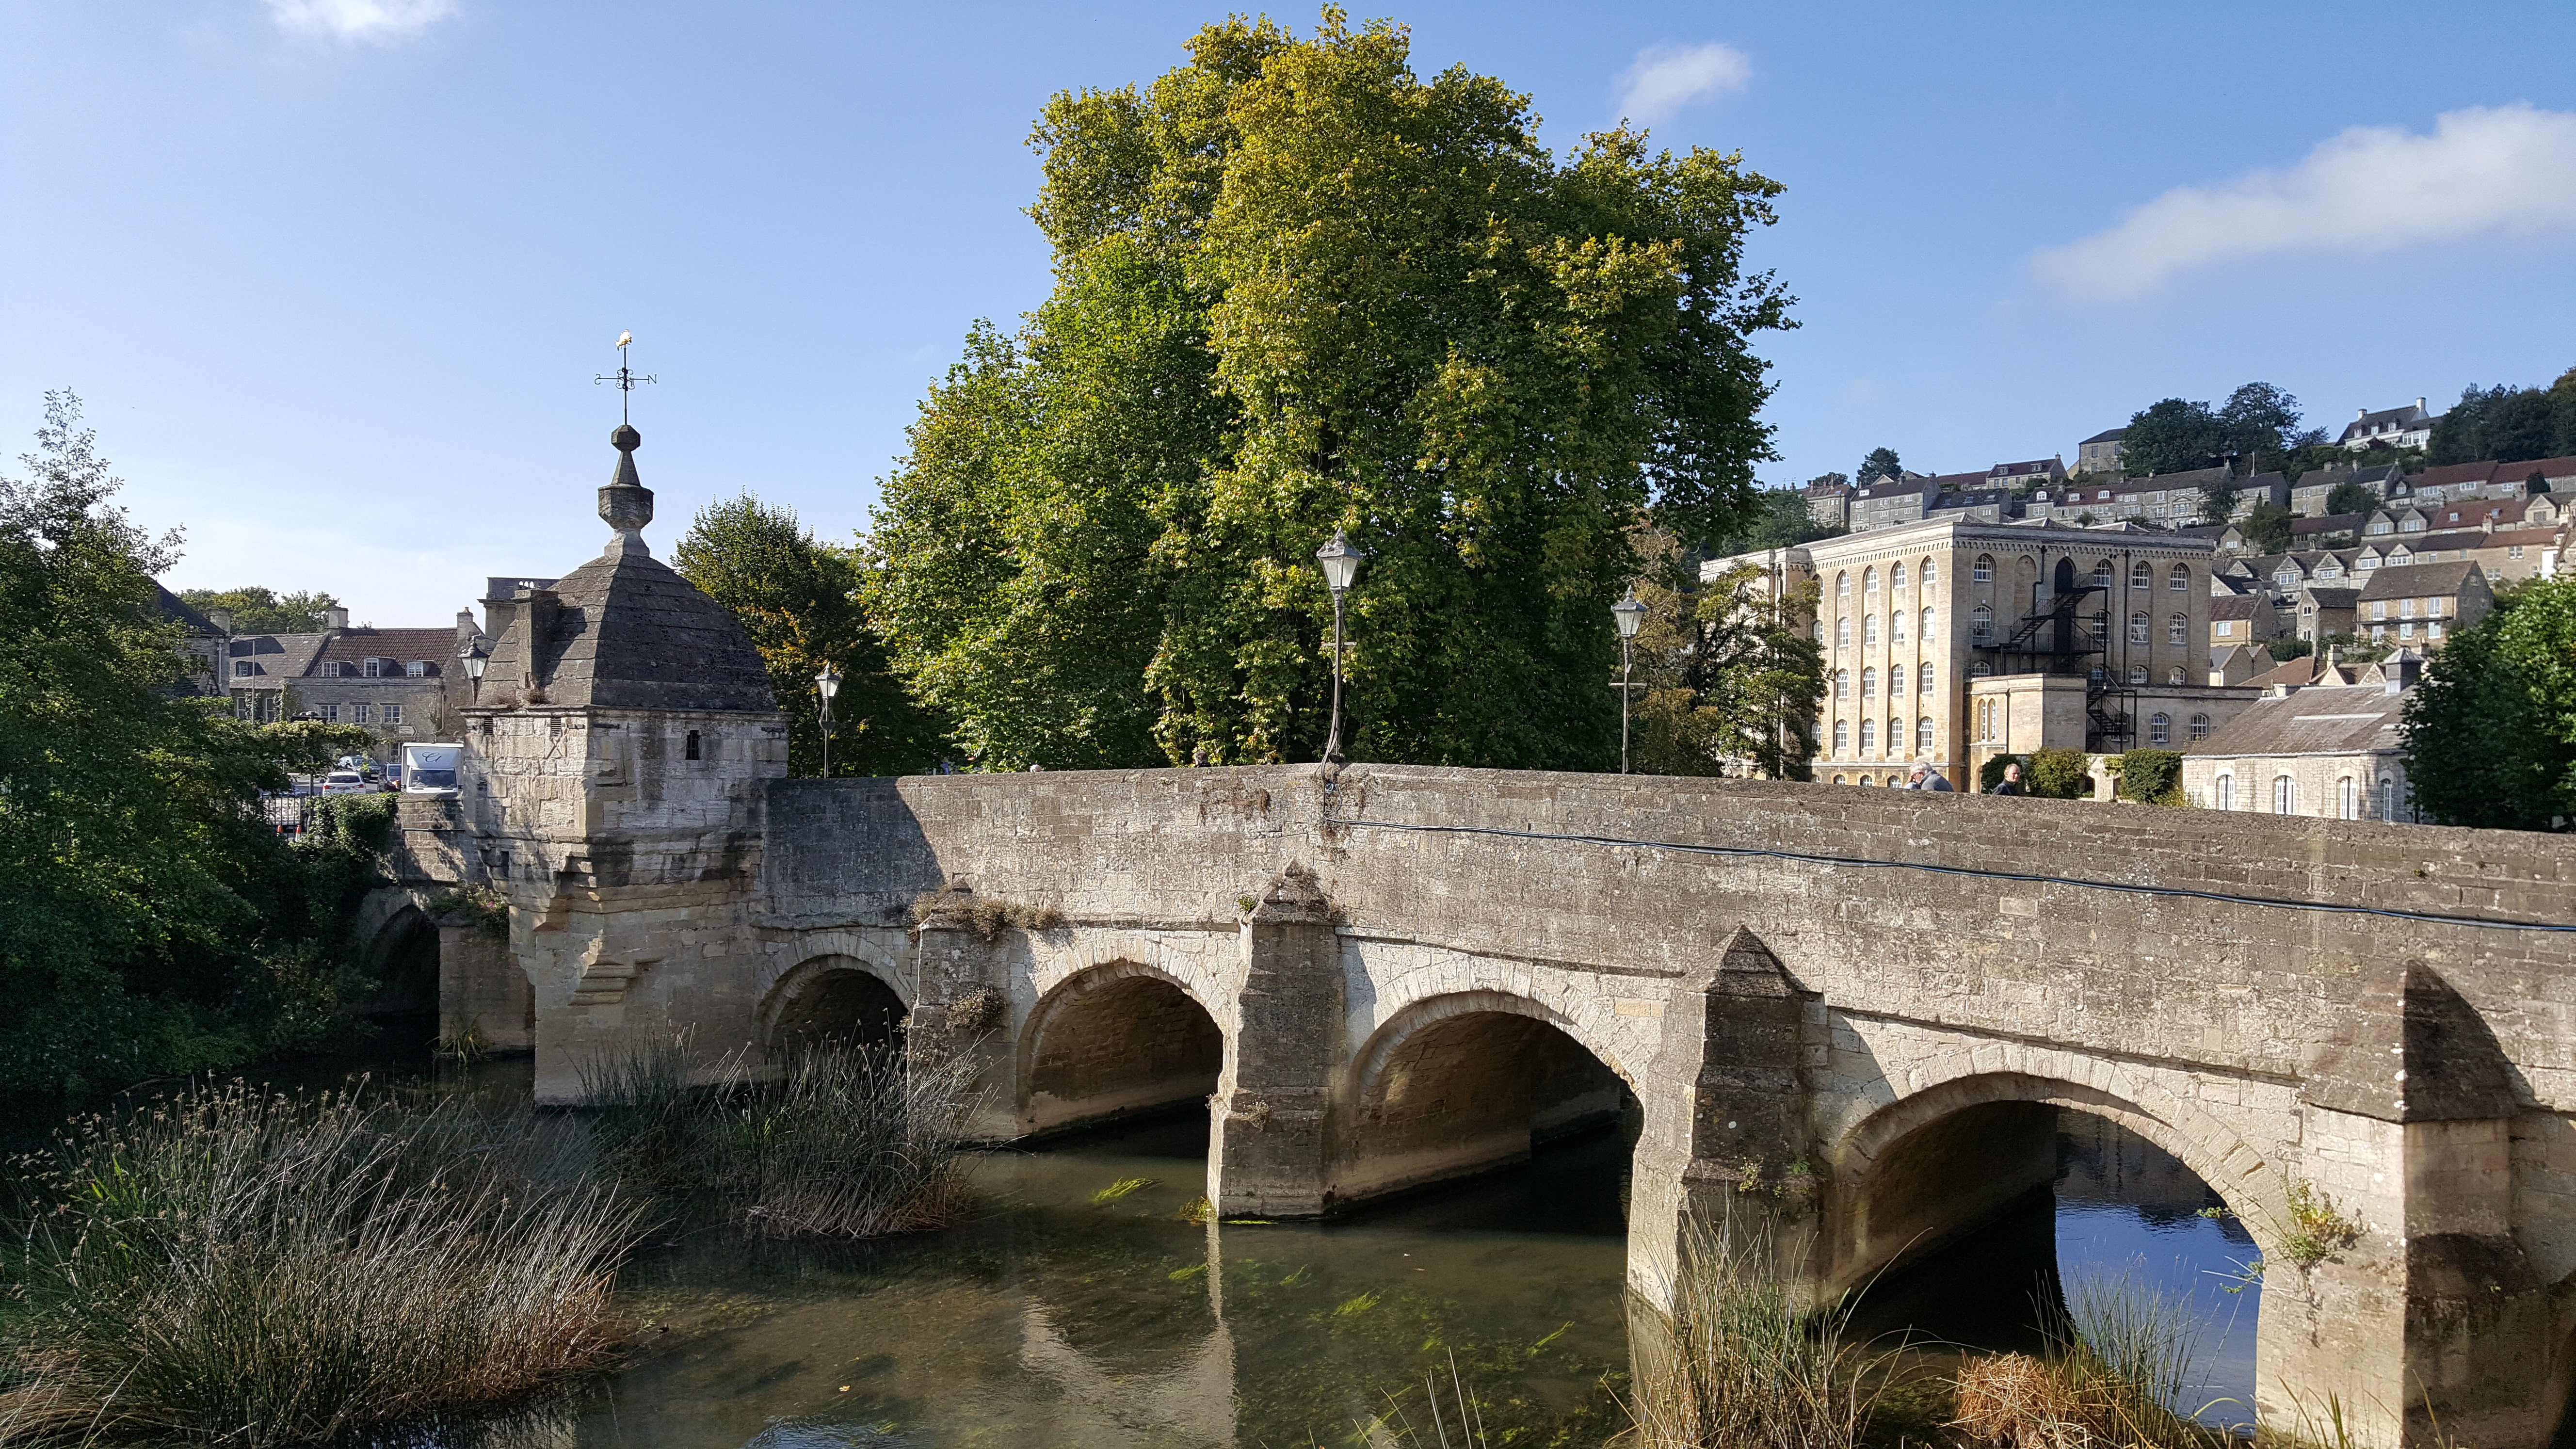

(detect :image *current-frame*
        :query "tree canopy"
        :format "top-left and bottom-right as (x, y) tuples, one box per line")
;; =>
(2323, 480), (2378, 517)
(177, 585), (344, 633)
(674, 494), (946, 776)
(1854, 448), (1901, 484)
(2427, 369), (2576, 467)
(2122, 383), (2312, 477)
(868, 14), (1791, 771)
(2401, 579), (2576, 831)
(1708, 486), (1844, 556)
(1622, 534), (1822, 779)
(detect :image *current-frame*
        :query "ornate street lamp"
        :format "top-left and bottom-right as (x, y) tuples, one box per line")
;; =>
(1611, 590), (1648, 773)
(1314, 530), (1366, 762)
(815, 663), (841, 778)
(459, 640), (488, 700)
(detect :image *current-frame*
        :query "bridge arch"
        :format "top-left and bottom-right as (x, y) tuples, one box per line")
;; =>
(1340, 989), (1638, 1203)
(1018, 960), (1227, 1136)
(759, 952), (912, 1053)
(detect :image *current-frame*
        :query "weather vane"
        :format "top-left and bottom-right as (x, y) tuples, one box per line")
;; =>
(595, 331), (657, 425)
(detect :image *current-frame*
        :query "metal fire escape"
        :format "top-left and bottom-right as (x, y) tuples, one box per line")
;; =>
(1973, 571), (2136, 754)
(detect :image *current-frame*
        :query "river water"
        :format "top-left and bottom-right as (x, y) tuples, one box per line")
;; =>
(459, 1105), (2260, 1449)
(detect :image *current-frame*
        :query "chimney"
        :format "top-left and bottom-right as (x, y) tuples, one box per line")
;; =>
(2415, 397), (2426, 412)
(322, 605), (349, 630)
(205, 606), (233, 635)
(2357, 407), (2368, 420)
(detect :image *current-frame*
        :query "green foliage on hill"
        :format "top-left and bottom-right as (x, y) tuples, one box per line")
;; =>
(2427, 368), (2576, 467)
(2124, 383), (2317, 478)
(176, 584), (345, 634)
(867, 14), (1791, 770)
(2402, 578), (2576, 832)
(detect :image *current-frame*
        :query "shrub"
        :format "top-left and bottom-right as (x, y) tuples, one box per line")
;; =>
(0, 1082), (641, 1446)
(2026, 748), (2094, 800)
(2117, 750), (2185, 804)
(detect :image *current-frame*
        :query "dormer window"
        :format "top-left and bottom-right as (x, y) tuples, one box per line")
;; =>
(234, 660), (254, 677)
(406, 661), (428, 677)
(363, 658), (382, 678)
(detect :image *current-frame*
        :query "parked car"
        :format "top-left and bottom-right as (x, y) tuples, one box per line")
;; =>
(321, 771), (367, 795)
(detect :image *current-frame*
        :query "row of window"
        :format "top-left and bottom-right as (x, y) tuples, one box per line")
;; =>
(2368, 597), (2446, 620)
(317, 704), (401, 725)
(235, 659), (435, 679)
(1835, 664), (1937, 699)
(2208, 773), (2401, 821)
(1830, 610), (1935, 648)
(1836, 561), (1939, 597)
(1974, 700), (2212, 744)
(1965, 557), (2192, 590)
(1829, 717), (1937, 755)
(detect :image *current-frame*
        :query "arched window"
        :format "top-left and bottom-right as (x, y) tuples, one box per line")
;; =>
(1836, 617), (1851, 649)
(2169, 666), (2187, 685)
(1864, 566), (1879, 595)
(1834, 669), (1850, 700)
(2169, 612), (2188, 644)
(1972, 661), (1993, 677)
(2273, 774), (2297, 815)
(1858, 774), (1873, 787)
(1814, 618), (1826, 643)
(1923, 559), (1939, 587)
(1833, 720), (1849, 753)
(1920, 607), (1935, 640)
(2093, 560), (2114, 588)
(2338, 776), (2357, 820)
(1919, 662), (1934, 694)
(2128, 664), (2149, 685)
(2169, 564), (2189, 593)
(1976, 698), (1993, 740)
(1861, 667), (1877, 699)
(2148, 712), (2171, 745)
(1863, 614), (1879, 646)
(2379, 775), (2397, 821)
(1891, 563), (1908, 589)
(1973, 555), (1994, 582)
(1891, 610), (1907, 644)
(1889, 663), (1906, 695)
(1836, 572), (1851, 599)
(1917, 717), (1934, 751)
(1859, 719), (1876, 753)
(1833, 773), (1847, 786)
(2216, 773), (2234, 810)
(1887, 716), (1903, 756)
(2130, 561), (2153, 589)
(2189, 713), (2211, 741)
(1971, 603), (1994, 644)
(2128, 611), (2149, 644)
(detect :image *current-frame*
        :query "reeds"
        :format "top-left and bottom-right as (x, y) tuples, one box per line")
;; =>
(1624, 1215), (1889, 1449)
(1950, 1259), (2228, 1449)
(0, 1082), (643, 1446)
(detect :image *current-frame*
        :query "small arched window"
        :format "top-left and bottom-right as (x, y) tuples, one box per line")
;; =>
(1814, 618), (1826, 643)
(2338, 775), (2357, 820)
(1891, 563), (1908, 589)
(1923, 559), (1939, 587)
(1919, 662), (1934, 694)
(2189, 713), (2211, 741)
(1891, 610), (1907, 644)
(2170, 564), (2189, 592)
(2130, 561), (2153, 589)
(2169, 666), (2186, 685)
(1889, 664), (1906, 695)
(2128, 664), (2148, 685)
(2129, 612), (2150, 644)
(1972, 661), (1994, 678)
(1836, 617), (1851, 649)
(2216, 773), (2234, 810)
(2273, 774), (2297, 815)
(1887, 716), (1903, 756)
(1833, 720), (1849, 753)
(1837, 572), (1851, 599)
(2168, 612), (2188, 645)
(1920, 607), (1935, 640)
(1864, 566), (1878, 594)
(1857, 774), (1873, 787)
(1916, 717), (1934, 751)
(1971, 603), (1995, 644)
(1863, 614), (1879, 646)
(1973, 555), (1994, 582)
(2148, 712), (2171, 745)
(1859, 719), (1877, 753)
(1834, 669), (1850, 700)
(2379, 775), (2397, 821)
(1861, 667), (1878, 699)
(2093, 560), (2115, 589)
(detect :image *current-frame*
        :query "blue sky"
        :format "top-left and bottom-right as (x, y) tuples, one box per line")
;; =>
(6, 1), (2575, 626)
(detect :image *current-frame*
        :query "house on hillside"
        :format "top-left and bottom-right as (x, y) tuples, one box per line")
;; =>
(2208, 593), (2277, 657)
(2180, 653), (2426, 820)
(2076, 428), (2126, 477)
(2356, 561), (2491, 647)
(2338, 400), (2437, 452)
(2289, 463), (2405, 517)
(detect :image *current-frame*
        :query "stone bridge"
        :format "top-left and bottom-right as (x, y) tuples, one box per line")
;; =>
(383, 435), (2576, 1447)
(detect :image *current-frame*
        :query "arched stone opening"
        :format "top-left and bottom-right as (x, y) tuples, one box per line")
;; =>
(1341, 996), (1635, 1205)
(765, 958), (908, 1053)
(1021, 966), (1224, 1136)
(357, 904), (440, 1052)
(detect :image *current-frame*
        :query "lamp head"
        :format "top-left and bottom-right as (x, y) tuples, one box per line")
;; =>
(1611, 589), (1648, 640)
(815, 664), (841, 701)
(459, 642), (488, 681)
(1314, 529), (1365, 594)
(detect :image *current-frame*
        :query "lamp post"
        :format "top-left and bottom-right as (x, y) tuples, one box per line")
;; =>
(1610, 589), (1648, 773)
(1314, 530), (1366, 762)
(815, 664), (841, 778)
(459, 641), (488, 701)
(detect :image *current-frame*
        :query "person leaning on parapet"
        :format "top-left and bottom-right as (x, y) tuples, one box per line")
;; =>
(1989, 762), (2025, 796)
(1906, 763), (1953, 792)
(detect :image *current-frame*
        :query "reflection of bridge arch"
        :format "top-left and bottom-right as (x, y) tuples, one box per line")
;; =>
(1019, 961), (1226, 1135)
(758, 953), (911, 1052)
(1342, 989), (1635, 1202)
(1826, 1065), (2285, 1296)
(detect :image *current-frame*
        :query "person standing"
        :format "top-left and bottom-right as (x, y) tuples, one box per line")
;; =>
(1905, 763), (1954, 792)
(1990, 762), (2025, 795)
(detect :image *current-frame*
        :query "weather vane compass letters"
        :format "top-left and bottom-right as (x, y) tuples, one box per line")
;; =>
(595, 330), (657, 425)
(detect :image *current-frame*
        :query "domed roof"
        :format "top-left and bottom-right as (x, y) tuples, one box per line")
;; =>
(479, 426), (776, 714)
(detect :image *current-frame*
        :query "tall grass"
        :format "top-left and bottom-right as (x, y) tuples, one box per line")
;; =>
(1624, 1215), (1889, 1449)
(1953, 1260), (2225, 1449)
(0, 1082), (644, 1446)
(2056, 1260), (2211, 1426)
(580, 1037), (979, 1240)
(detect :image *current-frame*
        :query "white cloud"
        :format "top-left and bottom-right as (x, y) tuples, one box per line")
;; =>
(266, 0), (456, 41)
(1615, 43), (1751, 126)
(2034, 104), (2576, 300)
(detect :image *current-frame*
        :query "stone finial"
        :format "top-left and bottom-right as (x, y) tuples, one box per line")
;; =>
(599, 423), (654, 556)
(1685, 925), (1803, 999)
(1247, 862), (1335, 924)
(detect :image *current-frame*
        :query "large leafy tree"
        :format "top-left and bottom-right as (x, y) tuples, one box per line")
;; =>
(869, 14), (1791, 770)
(1854, 448), (1901, 484)
(674, 494), (946, 776)
(176, 585), (344, 633)
(0, 395), (390, 1103)
(2124, 383), (2308, 478)
(2401, 580), (2576, 831)
(2429, 373), (2576, 466)
(1621, 532), (1822, 779)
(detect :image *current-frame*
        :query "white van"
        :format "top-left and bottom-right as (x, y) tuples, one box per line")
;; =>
(402, 743), (463, 798)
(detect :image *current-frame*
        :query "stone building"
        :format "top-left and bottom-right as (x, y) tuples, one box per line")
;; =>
(2208, 592), (2276, 657)
(2336, 398), (2436, 451)
(209, 605), (476, 757)
(2356, 560), (2492, 648)
(2074, 426), (2125, 477)
(2179, 659), (2423, 820)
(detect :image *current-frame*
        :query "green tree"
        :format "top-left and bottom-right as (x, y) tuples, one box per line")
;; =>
(674, 494), (946, 776)
(2218, 382), (2306, 471)
(869, 14), (1791, 770)
(1854, 448), (1902, 484)
(176, 585), (344, 633)
(2238, 500), (2295, 553)
(0, 395), (387, 1104)
(1623, 534), (1822, 778)
(2401, 579), (2576, 831)
(2429, 379), (2569, 467)
(2123, 398), (2226, 477)
(2324, 480), (2378, 517)
(2199, 474), (2241, 523)
(1708, 486), (1844, 555)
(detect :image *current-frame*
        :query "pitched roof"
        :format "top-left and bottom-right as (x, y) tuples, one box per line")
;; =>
(2186, 682), (2408, 758)
(1854, 475), (1936, 500)
(2119, 464), (2233, 492)
(2210, 595), (2268, 620)
(1989, 458), (2062, 478)
(2356, 560), (2482, 601)
(2079, 428), (2128, 445)
(2498, 455), (2576, 483)
(222, 631), (334, 680)
(2417, 461), (2499, 490)
(2291, 513), (2366, 536)
(2300, 585), (2359, 608)
(2242, 655), (2323, 692)
(154, 584), (222, 636)
(309, 628), (459, 676)
(2338, 402), (2432, 443)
